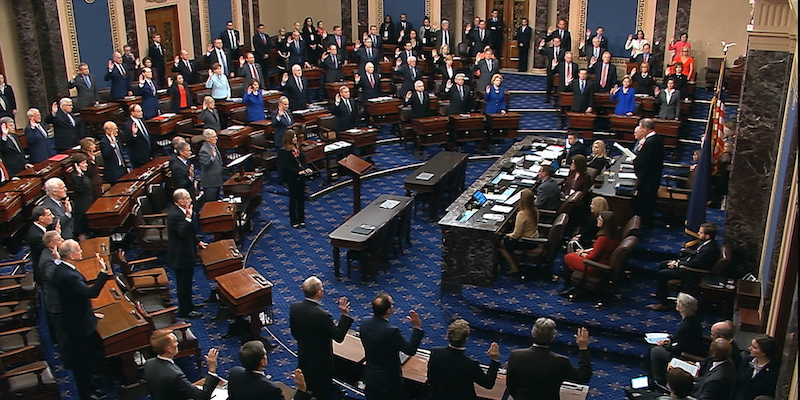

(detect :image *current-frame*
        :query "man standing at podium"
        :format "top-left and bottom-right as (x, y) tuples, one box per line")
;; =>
(290, 276), (353, 400)
(167, 188), (208, 318)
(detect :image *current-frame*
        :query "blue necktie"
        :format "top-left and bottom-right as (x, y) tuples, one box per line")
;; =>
(84, 75), (91, 88)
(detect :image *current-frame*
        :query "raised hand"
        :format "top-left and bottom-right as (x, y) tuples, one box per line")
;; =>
(431, 48), (438, 57)
(167, 76), (173, 87)
(445, 81), (453, 91)
(131, 121), (138, 135)
(585, 29), (592, 37)
(354, 73), (361, 83)
(395, 58), (403, 67)
(205, 348), (218, 373)
(107, 60), (114, 70)
(485, 85), (491, 93)
(174, 56), (180, 64)
(654, 86), (661, 95)
(293, 369), (307, 392)
(239, 56), (246, 66)
(207, 69), (214, 77)
(394, 48), (401, 56)
(575, 327), (590, 350)
(540, 38), (546, 47)
(405, 91), (412, 100)
(487, 342), (500, 361)
(548, 25), (555, 34)
(206, 43), (214, 53)
(282, 73), (289, 84)
(628, 34), (633, 40)
(407, 310), (421, 329)
(337, 296), (350, 315)
(335, 93), (341, 104)
(630, 67), (637, 75)
(139, 74), (145, 85)
(51, 102), (58, 115)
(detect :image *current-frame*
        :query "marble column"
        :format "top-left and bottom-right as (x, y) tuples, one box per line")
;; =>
(533, 0), (548, 68)
(673, 0), (691, 39)
(122, 0), (138, 50)
(252, 0), (260, 25)
(462, 0), (474, 26)
(357, 0), (369, 40)
(241, 0), (251, 48)
(341, 0), (352, 43)
(441, 0), (456, 24)
(556, 0), (570, 23)
(651, 0), (670, 76)
(189, 0), (203, 57)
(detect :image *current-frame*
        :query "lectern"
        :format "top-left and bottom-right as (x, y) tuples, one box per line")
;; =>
(338, 154), (374, 213)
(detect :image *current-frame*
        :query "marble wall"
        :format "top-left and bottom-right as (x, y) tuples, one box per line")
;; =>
(341, 0), (353, 41)
(556, 0), (570, 22)
(652, 0), (670, 76)
(725, 49), (794, 275)
(533, 0), (549, 68)
(462, 0), (474, 26)
(673, 0), (691, 38)
(357, 0), (369, 39)
(122, 0), (138, 50)
(441, 0), (456, 24)
(241, 0), (251, 47)
(189, 0), (203, 56)
(252, 0), (260, 25)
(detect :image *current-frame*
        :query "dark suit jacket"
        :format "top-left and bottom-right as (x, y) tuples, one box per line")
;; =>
(198, 142), (224, 189)
(592, 62), (618, 92)
(45, 110), (80, 151)
(253, 33), (273, 61)
(679, 239), (720, 272)
(122, 117), (154, 168)
(40, 250), (61, 314)
(732, 355), (779, 400)
(546, 29), (572, 51)
(581, 45), (608, 60)
(469, 29), (491, 56)
(406, 91), (432, 119)
(228, 366), (312, 400)
(396, 21), (413, 37)
(427, 346), (500, 400)
(104, 65), (131, 99)
(271, 109), (294, 149)
(204, 48), (232, 74)
(198, 108), (222, 132)
(169, 158), (196, 202)
(397, 49), (419, 65)
(633, 133), (664, 200)
(634, 53), (657, 72)
(68, 74), (99, 110)
(359, 315), (424, 392)
(355, 48), (381, 71)
(168, 83), (196, 112)
(330, 97), (359, 133)
(42, 196), (73, 240)
(396, 64), (423, 98)
(220, 29), (241, 53)
(289, 299), (354, 391)
(281, 76), (310, 111)
(321, 54), (344, 83)
(324, 35), (349, 59)
(444, 84), (474, 114)
(25, 123), (55, 163)
(564, 141), (589, 165)
(0, 85), (16, 118)
(566, 79), (596, 112)
(538, 46), (567, 68)
(667, 314), (705, 357)
(587, 34), (609, 51)
(99, 135), (128, 183)
(148, 43), (166, 71)
(536, 177), (562, 210)
(276, 147), (308, 185)
(0, 133), (27, 175)
(435, 30), (455, 51)
(692, 358), (736, 400)
(473, 58), (500, 91)
(556, 62), (580, 92)
(26, 224), (46, 283)
(357, 72), (382, 102)
(287, 40), (308, 67)
(137, 80), (161, 119)
(143, 357), (220, 400)
(238, 62), (266, 91)
(665, 73), (688, 95)
(507, 346), (592, 400)
(515, 27), (533, 49)
(172, 59), (200, 85)
(632, 72), (656, 96)
(52, 262), (110, 338)
(167, 203), (199, 270)
(656, 89), (681, 119)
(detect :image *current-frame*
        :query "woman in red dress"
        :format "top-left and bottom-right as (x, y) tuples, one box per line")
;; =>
(560, 210), (621, 295)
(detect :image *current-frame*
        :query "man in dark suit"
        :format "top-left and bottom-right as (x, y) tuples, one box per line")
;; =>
(105, 52), (132, 100)
(396, 41), (419, 66)
(121, 45), (139, 76)
(198, 129), (224, 202)
(649, 223), (720, 311)
(148, 34), (166, 86)
(546, 19), (572, 51)
(580, 36), (607, 64)
(122, 104), (155, 168)
(473, 49), (500, 92)
(444, 74), (474, 114)
(45, 98), (81, 152)
(0, 117), (31, 175)
(355, 37), (381, 72)
(167, 188), (207, 318)
(435, 20), (454, 52)
(592, 51), (617, 93)
(556, 51), (580, 94)
(584, 27), (609, 51)
(27, 206), (53, 285)
(632, 119), (664, 226)
(24, 108), (55, 163)
(487, 9), (504, 54)
(281, 64), (311, 111)
(565, 69), (595, 113)
(469, 20), (491, 57)
(692, 339), (736, 400)
(238, 52), (266, 91)
(562, 132), (589, 165)
(42, 177), (74, 240)
(507, 318), (592, 400)
(634, 44), (658, 74)
(710, 321), (742, 368)
(287, 30), (310, 68)
(321, 44), (345, 84)
(427, 319), (500, 400)
(68, 63), (99, 110)
(655, 78), (681, 120)
(228, 341), (313, 400)
(331, 86), (359, 133)
(366, 25), (383, 51)
(538, 37), (566, 102)
(515, 19), (533, 72)
(144, 329), (220, 400)
(289, 276), (354, 400)
(394, 56), (423, 98)
(324, 25), (349, 61)
(99, 121), (129, 183)
(220, 21), (241, 62)
(272, 96), (294, 149)
(536, 166), (562, 211)
(172, 50), (200, 84)
(396, 14), (413, 38)
(355, 62), (382, 103)
(204, 39), (233, 77)
(136, 68), (161, 119)
(170, 142), (196, 201)
(39, 230), (63, 344)
(52, 240), (112, 400)
(360, 293), (424, 400)
(404, 80), (431, 119)
(253, 24), (272, 74)
(198, 97), (222, 132)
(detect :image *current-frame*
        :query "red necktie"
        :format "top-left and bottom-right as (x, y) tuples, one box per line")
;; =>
(566, 64), (572, 81)
(601, 64), (607, 87)
(369, 74), (374, 87)
(251, 64), (258, 81)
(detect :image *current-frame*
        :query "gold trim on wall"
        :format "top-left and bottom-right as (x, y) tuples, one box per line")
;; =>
(377, 0), (383, 26)
(64, 0), (80, 70)
(579, 0), (587, 45)
(231, 0), (239, 29)
(425, 0), (432, 19)
(108, 0), (121, 50)
(203, 0), (211, 45)
(637, 0), (645, 30)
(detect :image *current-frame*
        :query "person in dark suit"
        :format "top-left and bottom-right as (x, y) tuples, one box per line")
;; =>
(24, 108), (55, 163)
(546, 19), (572, 51)
(708, 321), (742, 369)
(427, 319), (500, 400)
(277, 130), (312, 228)
(253, 24), (272, 74)
(592, 51), (617, 93)
(42, 177), (74, 240)
(0, 117), (31, 175)
(136, 68), (160, 120)
(648, 223), (721, 310)
(665, 63), (689, 98)
(287, 30), (310, 68)
(289, 276), (353, 400)
(584, 27), (609, 52)
(538, 37), (566, 102)
(562, 132), (590, 166)
(566, 69), (595, 113)
(238, 52), (266, 92)
(469, 20), (491, 57)
(45, 98), (81, 152)
(580, 36), (607, 64)
(105, 52), (132, 99)
(198, 97), (222, 132)
(634, 44), (658, 74)
(229, 341), (312, 400)
(395, 41), (419, 66)
(556, 51), (580, 94)
(321, 44), (345, 84)
(122, 104), (155, 168)
(394, 56), (423, 98)
(631, 119), (664, 225)
(435, 20), (454, 52)
(396, 14), (413, 41)
(27, 206), (54, 285)
(52, 240), (112, 400)
(172, 50), (200, 85)
(198, 129), (224, 202)
(39, 230), (63, 344)
(515, 19), (533, 72)
(167, 74), (196, 112)
(655, 78), (681, 120)
(536, 166), (562, 211)
(691, 339), (736, 400)
(167, 188), (207, 318)
(355, 63), (382, 103)
(355, 37), (381, 72)
(487, 9), (504, 54)
(281, 65), (311, 111)
(507, 318), (591, 400)
(271, 96), (295, 150)
(473, 49), (500, 93)
(144, 329), (220, 400)
(68, 63), (99, 110)
(444, 74), (474, 114)
(631, 62), (656, 96)
(434, 54), (457, 94)
(148, 34), (166, 86)
(360, 293), (424, 400)
(324, 25), (349, 61)
(647, 293), (704, 387)
(99, 121), (129, 184)
(380, 15), (398, 44)
(204, 39), (233, 77)
(0, 73), (17, 119)
(220, 20), (241, 61)
(170, 143), (197, 203)
(331, 86), (359, 133)
(68, 153), (93, 239)
(405, 80), (432, 119)
(365, 24), (383, 51)
(121, 45), (139, 76)
(732, 335), (780, 400)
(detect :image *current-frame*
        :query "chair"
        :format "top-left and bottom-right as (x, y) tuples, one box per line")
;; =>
(116, 249), (170, 305)
(539, 190), (584, 227)
(316, 115), (337, 142)
(514, 213), (569, 280)
(656, 174), (692, 225)
(346, 226), (390, 283)
(0, 356), (59, 400)
(134, 301), (202, 373)
(705, 57), (725, 88)
(132, 198), (169, 254)
(0, 319), (42, 366)
(667, 244), (733, 298)
(622, 215), (642, 238)
(247, 130), (277, 175)
(569, 235), (638, 307)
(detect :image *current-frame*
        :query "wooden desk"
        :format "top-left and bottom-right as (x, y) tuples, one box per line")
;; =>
(590, 155), (636, 222)
(365, 98), (402, 126)
(80, 103), (121, 134)
(223, 172), (264, 199)
(337, 127), (378, 156)
(16, 159), (64, 181)
(328, 195), (412, 281)
(95, 299), (150, 358)
(178, 107), (203, 126)
(404, 151), (468, 221)
(199, 239), (244, 279)
(199, 201), (237, 234)
(91, 279), (126, 310)
(324, 81), (355, 100)
(218, 126), (253, 150)
(486, 112), (521, 141)
(654, 118), (681, 148)
(215, 267), (273, 341)
(609, 115), (641, 142)
(116, 97), (143, 118)
(86, 196), (134, 229)
(146, 113), (192, 138)
(449, 113), (486, 143)
(412, 116), (449, 148)
(0, 192), (22, 222)
(566, 112), (597, 135)
(102, 180), (147, 199)
(117, 156), (169, 184)
(291, 108), (330, 125)
(0, 177), (43, 207)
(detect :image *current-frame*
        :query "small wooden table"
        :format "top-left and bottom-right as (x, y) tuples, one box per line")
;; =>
(218, 126), (254, 150)
(199, 239), (244, 280)
(80, 102), (121, 135)
(95, 299), (150, 358)
(215, 267), (273, 341)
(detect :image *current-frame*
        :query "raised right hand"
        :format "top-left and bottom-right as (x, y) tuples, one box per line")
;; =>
(354, 73), (360, 83)
(206, 43), (214, 53)
(407, 310), (421, 329)
(282, 73), (289, 83)
(174, 56), (180, 64)
(540, 39), (546, 47)
(628, 34), (633, 40)
(405, 91), (412, 100)
(239, 56), (246, 66)
(575, 327), (590, 350)
(487, 342), (500, 361)
(51, 102), (58, 115)
(107, 60), (114, 70)
(167, 76), (173, 87)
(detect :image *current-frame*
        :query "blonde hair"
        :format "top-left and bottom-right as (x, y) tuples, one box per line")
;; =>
(592, 140), (607, 158)
(590, 196), (609, 216)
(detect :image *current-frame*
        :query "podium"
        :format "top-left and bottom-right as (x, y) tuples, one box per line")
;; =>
(215, 267), (273, 342)
(95, 299), (150, 358)
(199, 239), (244, 279)
(338, 155), (374, 213)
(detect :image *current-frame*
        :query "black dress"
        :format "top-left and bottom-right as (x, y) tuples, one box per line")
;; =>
(301, 27), (322, 66)
(278, 147), (309, 225)
(70, 171), (93, 235)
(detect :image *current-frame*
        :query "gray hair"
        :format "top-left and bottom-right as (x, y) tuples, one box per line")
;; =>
(640, 118), (655, 130)
(676, 292), (698, 316)
(43, 230), (62, 248)
(44, 178), (65, 195)
(202, 129), (217, 139)
(172, 188), (190, 202)
(447, 319), (471, 347)
(26, 108), (40, 118)
(57, 239), (80, 260)
(301, 276), (323, 298)
(531, 317), (557, 345)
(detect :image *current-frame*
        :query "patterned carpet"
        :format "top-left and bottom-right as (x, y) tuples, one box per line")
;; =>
(1, 73), (734, 399)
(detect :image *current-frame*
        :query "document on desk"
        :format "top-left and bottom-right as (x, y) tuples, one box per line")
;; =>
(617, 172), (639, 180)
(380, 199), (400, 209)
(482, 213), (505, 221)
(504, 191), (522, 205)
(458, 209), (478, 222)
(556, 168), (570, 177)
(525, 154), (544, 162)
(351, 224), (376, 235)
(560, 382), (589, 400)
(490, 205), (513, 213)
(415, 172), (434, 181)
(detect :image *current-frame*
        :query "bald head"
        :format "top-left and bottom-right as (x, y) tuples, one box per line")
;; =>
(711, 321), (735, 341)
(709, 338), (732, 361)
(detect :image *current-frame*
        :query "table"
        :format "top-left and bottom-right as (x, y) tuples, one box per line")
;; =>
(404, 151), (468, 221)
(486, 112), (521, 142)
(337, 127), (378, 157)
(117, 156), (170, 184)
(199, 239), (244, 279)
(215, 267), (273, 341)
(329, 195), (412, 281)
(79, 102), (121, 135)
(590, 155), (636, 222)
(364, 98), (402, 126)
(102, 180), (147, 199)
(218, 126), (253, 150)
(449, 113), (486, 143)
(199, 201), (238, 234)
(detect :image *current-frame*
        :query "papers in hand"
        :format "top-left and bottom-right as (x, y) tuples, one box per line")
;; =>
(560, 382), (589, 400)
(416, 172), (434, 181)
(645, 332), (670, 344)
(614, 142), (637, 160)
(380, 199), (400, 209)
(669, 358), (700, 377)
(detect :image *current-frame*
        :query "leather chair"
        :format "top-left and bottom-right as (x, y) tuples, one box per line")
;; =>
(0, 317), (43, 365)
(116, 249), (170, 305)
(540, 190), (584, 226)
(667, 244), (732, 298)
(0, 357), (59, 400)
(705, 57), (725, 88)
(132, 197), (169, 254)
(515, 213), (569, 280)
(316, 114), (337, 142)
(622, 215), (642, 238)
(134, 301), (203, 373)
(569, 235), (638, 307)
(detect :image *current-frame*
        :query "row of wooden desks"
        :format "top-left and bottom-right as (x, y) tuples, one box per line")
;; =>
(332, 330), (507, 400)
(412, 113), (521, 150)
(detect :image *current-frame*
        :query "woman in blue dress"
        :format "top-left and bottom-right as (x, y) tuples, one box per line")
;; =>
(483, 73), (507, 114)
(610, 75), (637, 116)
(241, 80), (266, 122)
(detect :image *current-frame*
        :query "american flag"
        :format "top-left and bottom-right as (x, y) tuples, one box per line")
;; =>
(711, 99), (726, 164)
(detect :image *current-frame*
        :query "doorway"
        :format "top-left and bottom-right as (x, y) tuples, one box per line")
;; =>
(145, 5), (181, 63)
(486, 0), (530, 69)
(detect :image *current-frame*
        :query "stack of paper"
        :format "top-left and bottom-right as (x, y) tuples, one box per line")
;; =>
(644, 332), (670, 344)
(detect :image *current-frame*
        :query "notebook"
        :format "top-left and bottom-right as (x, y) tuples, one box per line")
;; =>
(351, 224), (376, 235)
